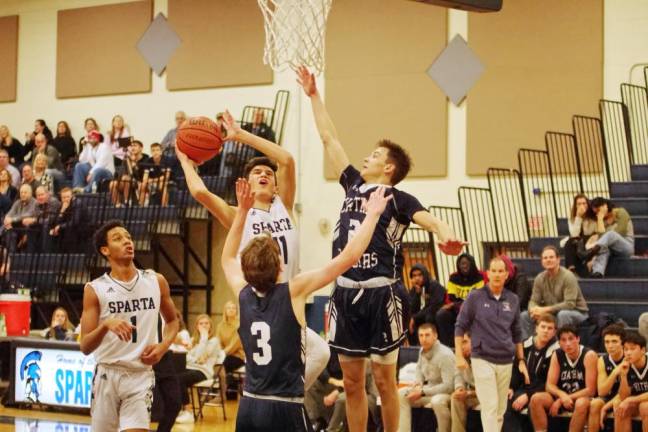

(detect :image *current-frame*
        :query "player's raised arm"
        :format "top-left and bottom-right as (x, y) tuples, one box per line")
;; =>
(221, 179), (255, 295)
(177, 148), (236, 228)
(290, 187), (390, 299)
(412, 210), (467, 256)
(296, 65), (350, 179)
(221, 110), (297, 210)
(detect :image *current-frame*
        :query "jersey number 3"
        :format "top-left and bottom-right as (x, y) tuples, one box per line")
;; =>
(251, 321), (272, 365)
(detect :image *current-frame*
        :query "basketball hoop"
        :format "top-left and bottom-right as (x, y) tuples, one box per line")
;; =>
(257, 0), (332, 74)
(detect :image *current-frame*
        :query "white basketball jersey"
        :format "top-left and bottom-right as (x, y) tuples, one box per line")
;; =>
(239, 195), (299, 281)
(91, 269), (161, 370)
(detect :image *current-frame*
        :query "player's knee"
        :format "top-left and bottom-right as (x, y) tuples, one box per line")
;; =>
(342, 374), (364, 395)
(590, 398), (604, 411)
(574, 397), (590, 413)
(639, 401), (648, 418)
(529, 392), (546, 407)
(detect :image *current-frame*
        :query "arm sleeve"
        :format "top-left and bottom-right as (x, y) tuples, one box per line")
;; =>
(6, 201), (19, 219)
(614, 208), (631, 236)
(454, 369), (466, 390)
(511, 297), (522, 344)
(90, 144), (114, 174)
(338, 165), (361, 192)
(414, 356), (424, 385)
(454, 291), (475, 337)
(568, 217), (583, 237)
(528, 275), (542, 310)
(422, 354), (455, 396)
(394, 191), (426, 222)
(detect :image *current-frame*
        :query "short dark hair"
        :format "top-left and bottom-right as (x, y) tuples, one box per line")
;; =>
(602, 324), (626, 341)
(377, 139), (411, 185)
(131, 140), (143, 147)
(542, 245), (560, 257)
(94, 220), (127, 256)
(150, 142), (162, 150)
(557, 325), (579, 339)
(418, 322), (437, 333)
(623, 331), (646, 349)
(537, 313), (557, 327)
(590, 197), (614, 211)
(243, 156), (278, 180)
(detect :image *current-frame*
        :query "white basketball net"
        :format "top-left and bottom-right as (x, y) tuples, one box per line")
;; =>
(257, 0), (332, 74)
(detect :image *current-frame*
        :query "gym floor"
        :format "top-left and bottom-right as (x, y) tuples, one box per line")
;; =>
(0, 401), (239, 431)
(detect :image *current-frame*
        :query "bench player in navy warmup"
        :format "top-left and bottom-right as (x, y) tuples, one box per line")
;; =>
(178, 110), (330, 389)
(80, 221), (179, 432)
(221, 179), (389, 431)
(297, 66), (465, 432)
(615, 331), (648, 431)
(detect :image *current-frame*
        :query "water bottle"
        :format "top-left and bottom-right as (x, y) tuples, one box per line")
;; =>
(91, 182), (97, 193)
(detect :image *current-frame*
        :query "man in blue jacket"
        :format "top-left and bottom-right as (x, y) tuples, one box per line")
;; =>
(454, 256), (529, 432)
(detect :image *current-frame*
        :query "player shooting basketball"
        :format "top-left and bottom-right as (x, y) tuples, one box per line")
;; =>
(297, 66), (465, 432)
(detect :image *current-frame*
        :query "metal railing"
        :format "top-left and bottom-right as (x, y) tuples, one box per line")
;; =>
(600, 100), (633, 182)
(487, 168), (528, 243)
(572, 116), (610, 197)
(621, 84), (648, 164)
(457, 187), (498, 271)
(517, 149), (558, 237)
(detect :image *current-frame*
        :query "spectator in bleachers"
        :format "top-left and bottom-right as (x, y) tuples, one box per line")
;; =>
(73, 130), (114, 193)
(175, 314), (223, 425)
(48, 187), (89, 253)
(33, 154), (54, 193)
(52, 121), (77, 173)
(0, 149), (21, 188)
(614, 331), (648, 431)
(305, 351), (343, 431)
(529, 325), (597, 432)
(161, 110), (187, 152)
(563, 194), (597, 275)
(3, 184), (37, 252)
(588, 324), (626, 432)
(520, 245), (589, 340)
(501, 254), (531, 312)
(78, 117), (102, 152)
(399, 323), (455, 432)
(408, 263), (446, 346)
(436, 253), (484, 347)
(640, 313), (648, 342)
(243, 108), (276, 143)
(503, 314), (558, 431)
(216, 301), (245, 374)
(29, 185), (60, 252)
(587, 197), (635, 278)
(23, 119), (53, 160)
(107, 114), (131, 164)
(0, 125), (25, 166)
(450, 333), (479, 432)
(0, 169), (18, 217)
(454, 257), (527, 432)
(30, 132), (65, 185)
(140, 142), (173, 206)
(20, 163), (39, 192)
(110, 139), (148, 206)
(40, 307), (75, 341)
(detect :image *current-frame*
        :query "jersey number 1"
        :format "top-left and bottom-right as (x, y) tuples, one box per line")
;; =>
(251, 321), (272, 365)
(130, 316), (137, 343)
(274, 236), (289, 265)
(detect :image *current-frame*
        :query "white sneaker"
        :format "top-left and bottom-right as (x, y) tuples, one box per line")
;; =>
(175, 410), (195, 424)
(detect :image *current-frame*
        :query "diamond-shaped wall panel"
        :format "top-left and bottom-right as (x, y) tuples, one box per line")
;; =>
(137, 13), (181, 76)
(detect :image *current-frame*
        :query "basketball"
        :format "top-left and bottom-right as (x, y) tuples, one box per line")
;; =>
(176, 116), (223, 164)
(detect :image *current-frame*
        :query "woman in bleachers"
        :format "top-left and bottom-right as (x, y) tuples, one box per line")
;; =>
(435, 253), (485, 347)
(78, 117), (102, 152)
(216, 301), (245, 389)
(0, 125), (25, 166)
(52, 121), (77, 174)
(107, 114), (131, 166)
(33, 154), (55, 193)
(23, 119), (53, 160)
(588, 197), (634, 277)
(175, 314), (223, 424)
(0, 169), (18, 217)
(41, 307), (75, 341)
(563, 193), (597, 275)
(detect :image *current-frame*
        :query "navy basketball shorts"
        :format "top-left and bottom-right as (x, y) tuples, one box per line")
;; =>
(236, 396), (312, 432)
(328, 279), (409, 357)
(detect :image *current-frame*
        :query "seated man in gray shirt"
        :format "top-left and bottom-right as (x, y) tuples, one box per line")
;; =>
(3, 183), (37, 252)
(398, 322), (455, 432)
(451, 333), (479, 432)
(521, 245), (589, 339)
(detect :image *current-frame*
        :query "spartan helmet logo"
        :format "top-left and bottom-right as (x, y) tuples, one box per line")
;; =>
(20, 350), (42, 403)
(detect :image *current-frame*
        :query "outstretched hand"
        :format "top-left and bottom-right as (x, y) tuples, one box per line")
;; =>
(235, 178), (255, 211)
(296, 65), (317, 97)
(221, 110), (242, 141)
(364, 186), (391, 216)
(438, 239), (468, 256)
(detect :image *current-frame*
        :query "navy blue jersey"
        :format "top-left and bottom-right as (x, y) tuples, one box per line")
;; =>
(602, 353), (623, 397)
(333, 165), (425, 281)
(627, 355), (648, 396)
(556, 345), (590, 394)
(238, 282), (305, 398)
